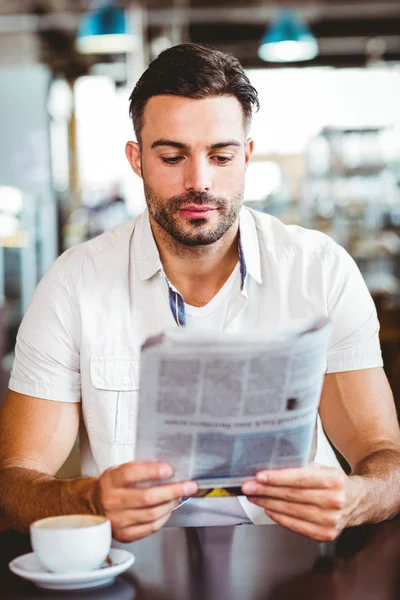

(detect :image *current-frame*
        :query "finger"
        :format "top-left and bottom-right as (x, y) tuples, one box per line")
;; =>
(113, 512), (172, 543)
(241, 484), (345, 510)
(104, 480), (197, 510)
(254, 466), (345, 489)
(108, 462), (174, 487)
(114, 498), (180, 528)
(248, 496), (341, 528)
(262, 509), (340, 542)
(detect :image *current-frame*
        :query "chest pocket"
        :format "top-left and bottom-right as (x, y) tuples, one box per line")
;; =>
(87, 357), (139, 445)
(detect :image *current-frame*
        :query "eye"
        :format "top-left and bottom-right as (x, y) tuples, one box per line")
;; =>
(161, 156), (184, 164)
(212, 156), (233, 165)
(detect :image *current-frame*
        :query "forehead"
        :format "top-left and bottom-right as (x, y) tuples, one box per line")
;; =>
(141, 95), (246, 146)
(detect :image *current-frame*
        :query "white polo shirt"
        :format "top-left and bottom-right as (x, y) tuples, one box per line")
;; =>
(9, 206), (383, 525)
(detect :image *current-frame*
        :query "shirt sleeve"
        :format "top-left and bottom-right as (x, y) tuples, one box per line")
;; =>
(8, 255), (81, 402)
(326, 245), (383, 373)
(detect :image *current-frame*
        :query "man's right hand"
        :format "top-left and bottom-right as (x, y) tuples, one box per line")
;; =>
(93, 462), (197, 542)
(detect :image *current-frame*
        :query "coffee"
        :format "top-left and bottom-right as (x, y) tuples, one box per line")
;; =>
(33, 515), (106, 530)
(30, 514), (111, 573)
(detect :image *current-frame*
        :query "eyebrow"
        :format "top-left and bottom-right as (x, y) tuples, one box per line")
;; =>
(151, 139), (242, 150)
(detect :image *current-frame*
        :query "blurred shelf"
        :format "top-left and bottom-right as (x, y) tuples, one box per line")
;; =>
(330, 165), (386, 177)
(321, 126), (391, 136)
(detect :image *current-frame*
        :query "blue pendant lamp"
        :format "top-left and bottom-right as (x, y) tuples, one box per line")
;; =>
(258, 11), (318, 63)
(76, 1), (136, 54)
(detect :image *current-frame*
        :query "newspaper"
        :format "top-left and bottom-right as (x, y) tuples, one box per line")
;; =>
(134, 317), (332, 488)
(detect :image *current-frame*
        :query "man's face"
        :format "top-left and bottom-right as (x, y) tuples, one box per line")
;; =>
(126, 95), (253, 246)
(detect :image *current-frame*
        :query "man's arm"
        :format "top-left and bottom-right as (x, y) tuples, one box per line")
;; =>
(0, 389), (94, 532)
(320, 367), (400, 525)
(0, 390), (197, 538)
(242, 367), (400, 540)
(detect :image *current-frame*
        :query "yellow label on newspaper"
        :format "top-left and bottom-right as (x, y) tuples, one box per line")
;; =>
(204, 488), (235, 497)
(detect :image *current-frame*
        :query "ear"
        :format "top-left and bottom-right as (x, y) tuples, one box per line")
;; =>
(245, 138), (254, 168)
(125, 141), (142, 179)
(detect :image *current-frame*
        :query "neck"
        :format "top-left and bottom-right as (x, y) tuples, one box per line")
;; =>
(149, 214), (240, 307)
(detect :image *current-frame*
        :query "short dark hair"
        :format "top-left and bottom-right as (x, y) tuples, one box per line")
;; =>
(128, 43), (260, 144)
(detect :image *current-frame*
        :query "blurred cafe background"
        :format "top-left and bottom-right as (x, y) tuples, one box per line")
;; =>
(1, 0), (400, 415)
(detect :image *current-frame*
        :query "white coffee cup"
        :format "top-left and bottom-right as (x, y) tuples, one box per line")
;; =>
(30, 514), (112, 573)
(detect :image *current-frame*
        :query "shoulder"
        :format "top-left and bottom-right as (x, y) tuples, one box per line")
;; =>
(54, 215), (141, 272)
(60, 216), (139, 268)
(245, 206), (342, 261)
(38, 215), (142, 292)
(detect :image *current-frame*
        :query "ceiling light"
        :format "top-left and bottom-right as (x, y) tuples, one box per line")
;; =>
(259, 11), (318, 63)
(76, 1), (137, 54)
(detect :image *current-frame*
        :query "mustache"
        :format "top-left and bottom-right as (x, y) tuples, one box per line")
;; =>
(168, 192), (226, 210)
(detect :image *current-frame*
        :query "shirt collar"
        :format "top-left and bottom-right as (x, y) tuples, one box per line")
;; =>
(134, 208), (163, 281)
(134, 206), (262, 285)
(238, 206), (262, 284)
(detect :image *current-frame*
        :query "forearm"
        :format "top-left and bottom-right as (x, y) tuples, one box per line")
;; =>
(0, 467), (100, 533)
(348, 447), (400, 526)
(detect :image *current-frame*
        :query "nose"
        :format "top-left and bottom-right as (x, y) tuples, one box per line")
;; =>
(183, 157), (212, 193)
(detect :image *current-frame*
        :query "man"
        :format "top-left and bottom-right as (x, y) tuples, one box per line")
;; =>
(1, 43), (399, 543)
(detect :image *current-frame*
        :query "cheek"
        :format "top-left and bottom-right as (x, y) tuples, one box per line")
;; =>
(145, 162), (183, 193)
(217, 168), (244, 193)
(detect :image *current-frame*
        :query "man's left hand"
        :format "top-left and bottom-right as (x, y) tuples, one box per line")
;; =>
(241, 463), (361, 542)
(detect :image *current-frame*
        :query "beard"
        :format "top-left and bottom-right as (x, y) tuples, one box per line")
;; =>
(143, 181), (243, 246)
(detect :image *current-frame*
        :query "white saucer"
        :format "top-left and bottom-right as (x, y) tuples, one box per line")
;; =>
(9, 548), (135, 590)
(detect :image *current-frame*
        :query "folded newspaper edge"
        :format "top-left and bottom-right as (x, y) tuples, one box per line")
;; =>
(135, 317), (332, 488)
(142, 316), (330, 350)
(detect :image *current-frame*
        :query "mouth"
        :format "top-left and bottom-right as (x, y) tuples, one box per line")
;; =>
(178, 205), (218, 219)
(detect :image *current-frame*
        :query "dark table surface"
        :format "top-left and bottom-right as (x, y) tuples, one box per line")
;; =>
(1, 520), (400, 600)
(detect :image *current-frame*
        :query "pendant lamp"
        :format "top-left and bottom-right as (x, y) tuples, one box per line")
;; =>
(259, 11), (318, 63)
(76, 1), (136, 54)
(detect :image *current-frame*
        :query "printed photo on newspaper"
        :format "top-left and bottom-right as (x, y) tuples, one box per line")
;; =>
(134, 317), (332, 489)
